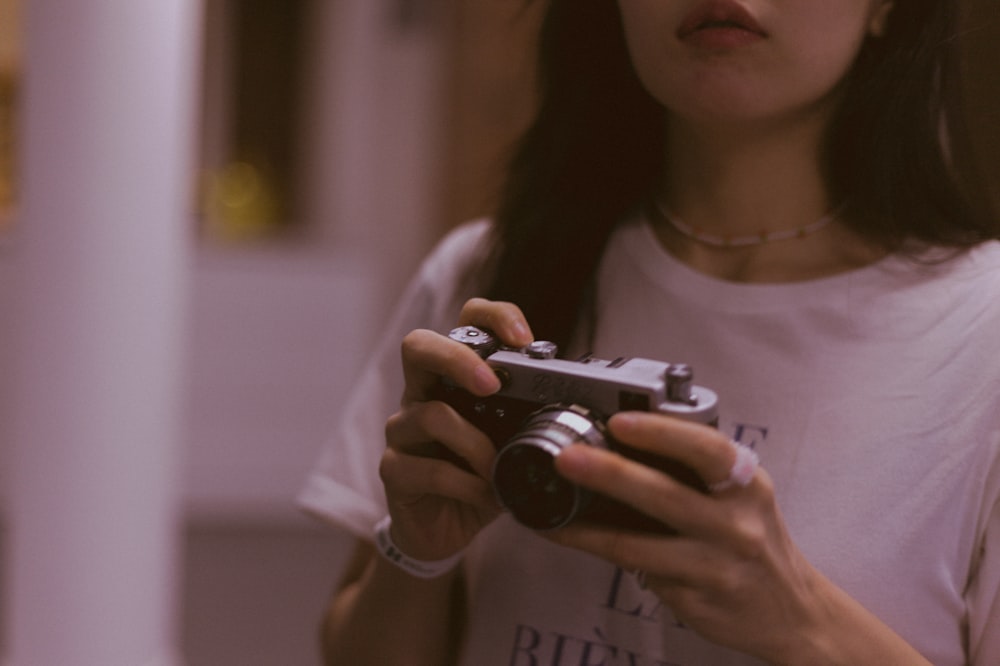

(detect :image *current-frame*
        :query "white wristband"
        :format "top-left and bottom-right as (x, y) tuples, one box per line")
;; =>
(373, 515), (464, 579)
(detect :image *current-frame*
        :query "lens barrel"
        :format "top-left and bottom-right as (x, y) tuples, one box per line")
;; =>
(491, 405), (607, 530)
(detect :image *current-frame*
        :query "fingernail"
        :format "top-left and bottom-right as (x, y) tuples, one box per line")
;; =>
(512, 321), (532, 344)
(555, 445), (589, 477)
(610, 412), (638, 431)
(474, 365), (501, 394)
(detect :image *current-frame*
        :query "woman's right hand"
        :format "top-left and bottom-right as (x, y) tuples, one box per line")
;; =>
(380, 298), (534, 562)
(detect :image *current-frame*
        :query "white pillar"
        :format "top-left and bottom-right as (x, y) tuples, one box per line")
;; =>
(6, 2), (201, 665)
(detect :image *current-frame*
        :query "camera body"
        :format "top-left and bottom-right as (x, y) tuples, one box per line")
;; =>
(434, 326), (719, 533)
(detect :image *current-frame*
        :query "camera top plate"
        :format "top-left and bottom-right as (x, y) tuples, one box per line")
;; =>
(448, 326), (718, 424)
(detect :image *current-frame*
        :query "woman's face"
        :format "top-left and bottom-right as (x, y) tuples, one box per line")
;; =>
(616, 0), (893, 130)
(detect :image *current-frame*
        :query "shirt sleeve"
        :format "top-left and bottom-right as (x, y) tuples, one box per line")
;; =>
(296, 220), (492, 539)
(969, 433), (1000, 664)
(966, 249), (1000, 664)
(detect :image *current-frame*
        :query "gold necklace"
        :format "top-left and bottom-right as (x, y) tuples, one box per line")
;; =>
(653, 200), (838, 248)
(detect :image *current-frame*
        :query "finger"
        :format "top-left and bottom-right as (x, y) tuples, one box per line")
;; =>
(547, 527), (748, 622)
(400, 328), (501, 404)
(548, 524), (666, 574)
(554, 444), (726, 537)
(385, 401), (497, 479)
(548, 524), (770, 628)
(547, 525), (717, 581)
(379, 448), (499, 512)
(609, 413), (757, 490)
(457, 298), (534, 347)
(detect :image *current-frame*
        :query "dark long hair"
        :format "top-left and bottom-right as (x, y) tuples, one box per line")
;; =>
(483, 0), (998, 349)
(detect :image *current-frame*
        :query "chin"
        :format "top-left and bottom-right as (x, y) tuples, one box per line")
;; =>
(659, 80), (838, 135)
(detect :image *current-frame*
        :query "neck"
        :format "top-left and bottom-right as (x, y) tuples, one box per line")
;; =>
(663, 115), (832, 236)
(653, 115), (883, 283)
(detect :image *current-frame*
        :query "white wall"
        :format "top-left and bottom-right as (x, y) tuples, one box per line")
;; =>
(181, 249), (383, 521)
(181, 0), (451, 524)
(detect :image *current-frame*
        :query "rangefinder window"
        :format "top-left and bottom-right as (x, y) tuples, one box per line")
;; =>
(619, 390), (651, 412)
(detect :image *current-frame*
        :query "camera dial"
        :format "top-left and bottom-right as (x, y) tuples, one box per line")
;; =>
(449, 325), (500, 357)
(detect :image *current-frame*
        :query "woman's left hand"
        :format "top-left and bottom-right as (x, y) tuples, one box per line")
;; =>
(546, 411), (826, 662)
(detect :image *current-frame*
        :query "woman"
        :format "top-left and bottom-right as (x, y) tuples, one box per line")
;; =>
(300, 1), (1000, 663)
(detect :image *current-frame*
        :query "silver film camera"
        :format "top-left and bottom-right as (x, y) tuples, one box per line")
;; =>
(435, 326), (719, 533)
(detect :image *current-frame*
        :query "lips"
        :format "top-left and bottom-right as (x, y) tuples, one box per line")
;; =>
(677, 1), (767, 40)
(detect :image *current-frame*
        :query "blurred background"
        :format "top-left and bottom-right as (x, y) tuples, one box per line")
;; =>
(0, 1), (996, 664)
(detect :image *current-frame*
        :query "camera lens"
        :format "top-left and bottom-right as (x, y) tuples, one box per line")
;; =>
(491, 405), (607, 530)
(492, 445), (576, 529)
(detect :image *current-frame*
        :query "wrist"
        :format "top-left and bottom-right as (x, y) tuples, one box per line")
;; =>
(373, 515), (465, 579)
(771, 568), (930, 666)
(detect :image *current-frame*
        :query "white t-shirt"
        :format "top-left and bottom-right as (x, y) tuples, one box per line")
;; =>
(299, 216), (1000, 665)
